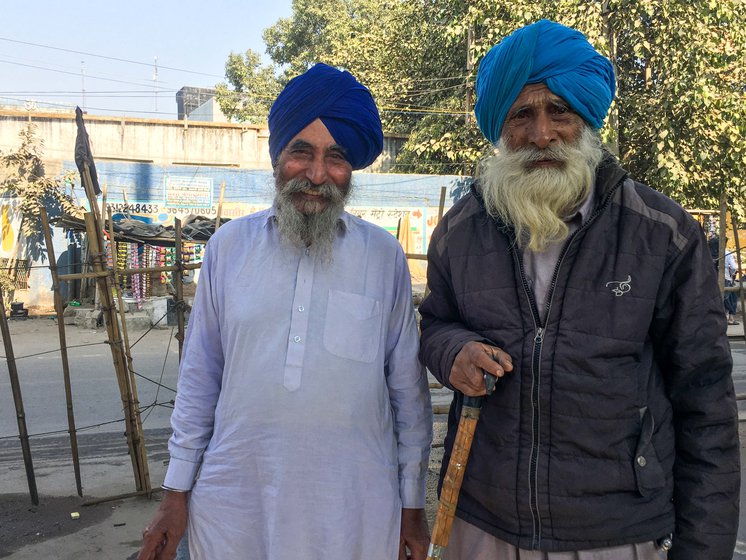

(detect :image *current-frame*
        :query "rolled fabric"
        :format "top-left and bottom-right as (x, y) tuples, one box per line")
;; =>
(268, 63), (383, 170)
(474, 20), (616, 144)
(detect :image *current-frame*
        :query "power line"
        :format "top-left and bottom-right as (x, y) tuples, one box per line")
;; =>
(0, 92), (178, 99)
(0, 95), (177, 116)
(0, 58), (172, 90)
(0, 36), (225, 79)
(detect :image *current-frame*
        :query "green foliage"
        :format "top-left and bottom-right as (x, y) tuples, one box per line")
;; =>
(220, 0), (746, 213)
(0, 270), (14, 299)
(214, 50), (283, 123)
(607, 0), (745, 213)
(0, 124), (83, 260)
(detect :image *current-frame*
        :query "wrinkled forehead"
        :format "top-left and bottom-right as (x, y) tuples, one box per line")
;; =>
(508, 83), (569, 113)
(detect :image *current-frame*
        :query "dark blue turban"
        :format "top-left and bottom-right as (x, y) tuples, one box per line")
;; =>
(268, 63), (383, 170)
(474, 20), (616, 144)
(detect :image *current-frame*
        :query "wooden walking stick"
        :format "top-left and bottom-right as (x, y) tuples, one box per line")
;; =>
(427, 374), (496, 560)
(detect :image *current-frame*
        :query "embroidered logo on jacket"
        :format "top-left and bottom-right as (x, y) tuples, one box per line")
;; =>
(605, 275), (632, 297)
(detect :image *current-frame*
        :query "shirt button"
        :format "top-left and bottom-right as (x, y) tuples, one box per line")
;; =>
(298, 306), (304, 312)
(293, 335), (301, 343)
(636, 456), (647, 467)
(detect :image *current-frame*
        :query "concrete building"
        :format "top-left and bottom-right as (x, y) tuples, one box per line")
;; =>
(0, 106), (459, 313)
(175, 86), (218, 120)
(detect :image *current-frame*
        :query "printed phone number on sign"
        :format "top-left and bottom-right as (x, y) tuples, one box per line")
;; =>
(108, 203), (160, 214)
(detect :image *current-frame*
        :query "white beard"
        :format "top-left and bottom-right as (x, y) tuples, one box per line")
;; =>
(274, 177), (351, 264)
(477, 126), (604, 252)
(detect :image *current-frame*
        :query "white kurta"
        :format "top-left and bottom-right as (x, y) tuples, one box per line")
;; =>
(164, 208), (432, 559)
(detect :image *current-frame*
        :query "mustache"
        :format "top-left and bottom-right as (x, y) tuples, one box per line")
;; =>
(280, 178), (344, 203)
(509, 141), (583, 165)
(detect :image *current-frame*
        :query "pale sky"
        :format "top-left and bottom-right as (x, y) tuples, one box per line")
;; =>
(0, 0), (293, 119)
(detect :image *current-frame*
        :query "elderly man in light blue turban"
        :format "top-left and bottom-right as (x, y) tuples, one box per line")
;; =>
(420, 19), (739, 560)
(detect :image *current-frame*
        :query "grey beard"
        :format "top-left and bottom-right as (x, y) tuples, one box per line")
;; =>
(274, 177), (350, 264)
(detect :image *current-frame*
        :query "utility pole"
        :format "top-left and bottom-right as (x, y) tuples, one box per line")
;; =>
(153, 56), (159, 113)
(601, 1), (619, 156)
(81, 61), (86, 110)
(465, 26), (474, 125)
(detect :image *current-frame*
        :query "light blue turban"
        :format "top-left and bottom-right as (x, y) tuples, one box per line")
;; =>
(268, 63), (383, 170)
(474, 20), (616, 144)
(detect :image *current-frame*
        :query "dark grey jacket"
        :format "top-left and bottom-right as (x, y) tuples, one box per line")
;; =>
(419, 156), (739, 559)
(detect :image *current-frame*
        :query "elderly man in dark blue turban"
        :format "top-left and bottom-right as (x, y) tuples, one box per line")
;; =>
(420, 20), (738, 560)
(140, 63), (432, 560)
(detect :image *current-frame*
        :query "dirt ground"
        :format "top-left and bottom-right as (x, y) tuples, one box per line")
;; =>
(0, 494), (114, 557)
(2, 415), (746, 559)
(0, 419), (446, 559)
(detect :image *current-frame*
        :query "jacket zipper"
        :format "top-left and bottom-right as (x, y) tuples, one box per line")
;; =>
(510, 179), (624, 549)
(513, 248), (544, 547)
(529, 326), (544, 548)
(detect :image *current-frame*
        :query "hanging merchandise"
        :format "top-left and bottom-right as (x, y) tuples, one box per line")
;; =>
(157, 246), (167, 284)
(130, 243), (146, 310)
(117, 239), (129, 296)
(105, 238), (114, 269)
(143, 245), (152, 299)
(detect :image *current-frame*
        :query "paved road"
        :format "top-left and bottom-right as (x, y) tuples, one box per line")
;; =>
(0, 317), (180, 440)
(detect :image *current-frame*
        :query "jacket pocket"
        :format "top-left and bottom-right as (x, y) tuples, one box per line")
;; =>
(633, 406), (666, 496)
(323, 289), (382, 363)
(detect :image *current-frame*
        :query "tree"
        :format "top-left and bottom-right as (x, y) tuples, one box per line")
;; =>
(219, 0), (746, 215)
(606, 0), (745, 213)
(261, 0), (483, 174)
(0, 123), (83, 265)
(214, 50), (283, 124)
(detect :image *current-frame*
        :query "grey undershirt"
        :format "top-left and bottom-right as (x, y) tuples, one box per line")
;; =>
(522, 187), (595, 323)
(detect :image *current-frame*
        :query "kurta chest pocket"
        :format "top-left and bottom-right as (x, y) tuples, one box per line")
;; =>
(323, 289), (383, 363)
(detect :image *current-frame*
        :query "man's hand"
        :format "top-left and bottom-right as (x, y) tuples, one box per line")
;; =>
(450, 341), (513, 396)
(399, 508), (429, 560)
(137, 490), (189, 560)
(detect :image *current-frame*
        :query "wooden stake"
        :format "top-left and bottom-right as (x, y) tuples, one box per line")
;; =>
(40, 208), (83, 497)
(174, 219), (185, 361)
(108, 209), (152, 494)
(83, 212), (147, 492)
(424, 186), (448, 300)
(0, 288), (38, 505)
(101, 181), (108, 226)
(215, 181), (225, 233)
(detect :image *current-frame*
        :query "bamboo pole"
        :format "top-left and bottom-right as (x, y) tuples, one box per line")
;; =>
(107, 209), (151, 494)
(40, 208), (83, 497)
(59, 263), (183, 281)
(215, 181), (225, 233)
(174, 218), (185, 361)
(423, 186), (448, 299)
(83, 486), (162, 506)
(0, 288), (38, 505)
(101, 181), (108, 227)
(82, 162), (102, 227)
(77, 146), (149, 494)
(437, 186), (447, 221)
(83, 212), (146, 491)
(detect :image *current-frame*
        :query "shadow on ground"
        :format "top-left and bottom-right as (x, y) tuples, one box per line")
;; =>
(0, 494), (115, 558)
